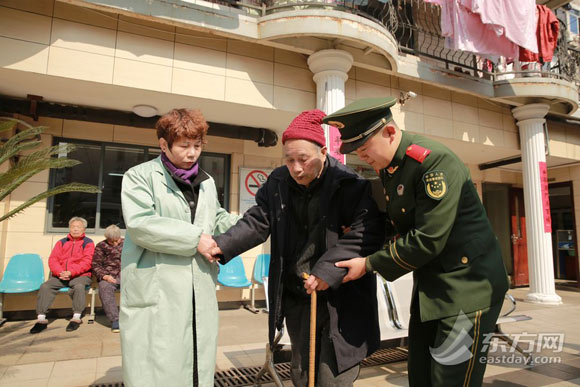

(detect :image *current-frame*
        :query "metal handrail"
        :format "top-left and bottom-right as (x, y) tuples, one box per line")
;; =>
(501, 294), (517, 317)
(495, 71), (571, 81)
(383, 280), (404, 329)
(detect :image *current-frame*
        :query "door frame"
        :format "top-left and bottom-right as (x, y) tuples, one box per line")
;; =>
(509, 187), (529, 287)
(549, 181), (579, 286)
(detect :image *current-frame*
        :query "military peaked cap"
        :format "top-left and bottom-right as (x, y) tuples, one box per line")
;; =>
(322, 97), (397, 154)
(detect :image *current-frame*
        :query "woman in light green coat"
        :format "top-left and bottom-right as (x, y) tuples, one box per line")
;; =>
(120, 109), (240, 387)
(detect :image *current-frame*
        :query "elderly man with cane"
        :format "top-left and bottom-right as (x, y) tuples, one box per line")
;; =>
(198, 109), (385, 386)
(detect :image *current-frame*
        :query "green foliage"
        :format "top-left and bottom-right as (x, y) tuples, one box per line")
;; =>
(0, 118), (100, 223)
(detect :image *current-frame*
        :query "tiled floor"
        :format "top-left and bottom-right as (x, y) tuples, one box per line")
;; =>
(1, 286), (580, 386)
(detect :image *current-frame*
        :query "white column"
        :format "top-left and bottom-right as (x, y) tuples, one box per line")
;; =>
(307, 50), (353, 163)
(512, 104), (562, 304)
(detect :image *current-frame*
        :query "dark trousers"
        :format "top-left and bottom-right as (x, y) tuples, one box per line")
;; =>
(407, 302), (503, 387)
(284, 293), (359, 387)
(98, 279), (120, 323)
(36, 276), (92, 315)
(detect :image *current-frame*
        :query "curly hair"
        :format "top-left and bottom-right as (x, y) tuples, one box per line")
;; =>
(155, 108), (209, 148)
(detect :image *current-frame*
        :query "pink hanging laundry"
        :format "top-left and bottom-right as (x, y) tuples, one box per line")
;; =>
(424, 0), (538, 59)
(469, 0), (538, 53)
(447, 0), (519, 58)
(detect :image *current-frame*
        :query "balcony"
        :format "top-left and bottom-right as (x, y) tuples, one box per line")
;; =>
(80, 0), (580, 112)
(254, 0), (400, 71)
(256, 0), (580, 113)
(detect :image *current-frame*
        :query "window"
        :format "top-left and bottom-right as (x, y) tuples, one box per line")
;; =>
(569, 8), (580, 36)
(99, 145), (146, 229)
(48, 138), (230, 233)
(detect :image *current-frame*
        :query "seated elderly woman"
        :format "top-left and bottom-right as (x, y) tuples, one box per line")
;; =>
(30, 217), (95, 334)
(92, 224), (123, 332)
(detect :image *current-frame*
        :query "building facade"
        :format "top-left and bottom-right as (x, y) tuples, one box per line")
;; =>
(1, 0), (580, 312)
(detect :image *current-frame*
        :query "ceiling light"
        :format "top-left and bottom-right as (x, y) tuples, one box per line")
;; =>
(132, 104), (158, 118)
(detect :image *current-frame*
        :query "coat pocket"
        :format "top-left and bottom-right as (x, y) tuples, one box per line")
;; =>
(122, 266), (159, 307)
(441, 238), (486, 273)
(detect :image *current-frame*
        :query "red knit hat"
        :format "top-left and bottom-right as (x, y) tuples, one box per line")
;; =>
(282, 109), (327, 147)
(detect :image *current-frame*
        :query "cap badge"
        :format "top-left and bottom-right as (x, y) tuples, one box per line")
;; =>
(397, 184), (404, 196)
(327, 120), (345, 129)
(386, 165), (399, 175)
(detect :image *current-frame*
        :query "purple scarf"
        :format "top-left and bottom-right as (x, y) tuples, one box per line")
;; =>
(161, 152), (199, 184)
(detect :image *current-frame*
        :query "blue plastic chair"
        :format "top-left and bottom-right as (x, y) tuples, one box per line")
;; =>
(253, 254), (271, 284)
(249, 254), (271, 313)
(217, 256), (252, 288)
(0, 253), (45, 326)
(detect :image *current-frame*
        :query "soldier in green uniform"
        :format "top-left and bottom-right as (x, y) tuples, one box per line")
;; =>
(325, 97), (509, 386)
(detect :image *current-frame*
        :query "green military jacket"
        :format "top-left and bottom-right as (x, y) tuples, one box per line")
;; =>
(368, 131), (509, 322)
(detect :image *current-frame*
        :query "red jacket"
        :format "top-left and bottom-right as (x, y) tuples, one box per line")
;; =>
(520, 5), (559, 63)
(48, 233), (95, 278)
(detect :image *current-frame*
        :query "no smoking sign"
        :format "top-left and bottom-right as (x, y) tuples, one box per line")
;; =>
(245, 170), (269, 197)
(239, 168), (272, 214)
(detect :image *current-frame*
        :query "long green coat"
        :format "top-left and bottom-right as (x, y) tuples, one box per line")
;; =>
(120, 157), (239, 387)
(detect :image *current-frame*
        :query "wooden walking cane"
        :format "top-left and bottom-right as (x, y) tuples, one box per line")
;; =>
(302, 273), (316, 387)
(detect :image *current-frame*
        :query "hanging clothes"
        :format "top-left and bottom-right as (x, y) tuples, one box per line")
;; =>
(468, 0), (538, 53)
(519, 5), (559, 63)
(424, 0), (538, 59)
(446, 0), (519, 58)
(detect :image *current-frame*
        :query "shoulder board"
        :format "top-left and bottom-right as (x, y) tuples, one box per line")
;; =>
(405, 144), (431, 163)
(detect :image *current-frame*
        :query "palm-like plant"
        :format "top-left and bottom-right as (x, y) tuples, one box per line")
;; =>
(0, 117), (100, 223)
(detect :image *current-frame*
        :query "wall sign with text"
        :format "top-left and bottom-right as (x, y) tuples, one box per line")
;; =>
(539, 161), (552, 233)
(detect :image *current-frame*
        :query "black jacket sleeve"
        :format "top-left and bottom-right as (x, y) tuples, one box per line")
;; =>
(311, 179), (386, 289)
(213, 180), (272, 263)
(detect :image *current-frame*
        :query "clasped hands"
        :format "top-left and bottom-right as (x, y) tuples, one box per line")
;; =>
(197, 233), (222, 263)
(197, 233), (330, 293)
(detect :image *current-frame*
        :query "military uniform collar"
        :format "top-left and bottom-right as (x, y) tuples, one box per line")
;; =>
(385, 131), (413, 175)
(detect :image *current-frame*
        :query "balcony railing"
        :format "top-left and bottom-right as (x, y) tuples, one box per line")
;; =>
(387, 0), (492, 77)
(224, 0), (580, 88)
